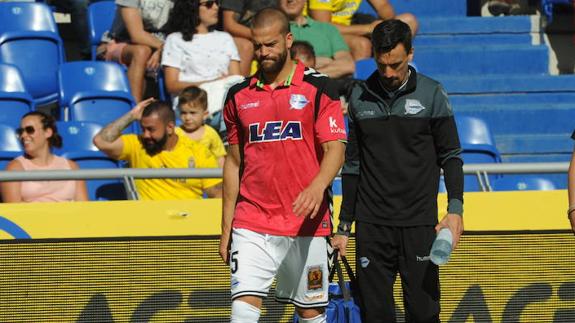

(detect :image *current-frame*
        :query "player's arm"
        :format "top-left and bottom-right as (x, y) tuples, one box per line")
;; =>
(93, 98), (155, 159)
(219, 144), (241, 264)
(293, 140), (345, 218)
(431, 86), (464, 249)
(568, 146), (575, 234)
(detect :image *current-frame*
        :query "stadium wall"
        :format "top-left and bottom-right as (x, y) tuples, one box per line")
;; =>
(0, 191), (572, 322)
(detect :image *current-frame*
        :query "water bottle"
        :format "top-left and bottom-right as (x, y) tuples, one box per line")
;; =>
(430, 228), (453, 266)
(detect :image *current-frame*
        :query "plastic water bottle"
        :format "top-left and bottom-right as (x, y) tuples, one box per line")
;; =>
(430, 228), (453, 266)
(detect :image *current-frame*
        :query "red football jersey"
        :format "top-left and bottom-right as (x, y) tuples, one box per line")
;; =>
(224, 62), (347, 237)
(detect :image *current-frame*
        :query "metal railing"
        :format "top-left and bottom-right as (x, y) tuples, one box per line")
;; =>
(0, 162), (568, 199)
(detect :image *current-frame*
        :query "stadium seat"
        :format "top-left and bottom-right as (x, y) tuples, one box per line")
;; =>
(62, 151), (127, 201)
(455, 115), (502, 191)
(354, 58), (376, 80)
(492, 175), (557, 191)
(58, 61), (136, 131)
(542, 0), (573, 23)
(0, 124), (22, 171)
(0, 63), (34, 128)
(0, 2), (65, 106)
(87, 1), (116, 60)
(54, 121), (103, 155)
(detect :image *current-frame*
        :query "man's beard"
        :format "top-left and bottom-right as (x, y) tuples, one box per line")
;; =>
(259, 50), (287, 74)
(141, 133), (168, 156)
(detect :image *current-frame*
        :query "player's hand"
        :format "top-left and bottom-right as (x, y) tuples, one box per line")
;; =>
(331, 234), (349, 257)
(292, 181), (325, 218)
(130, 97), (156, 120)
(219, 233), (231, 265)
(436, 213), (464, 250)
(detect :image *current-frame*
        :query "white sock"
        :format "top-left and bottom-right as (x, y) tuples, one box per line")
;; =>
(297, 313), (327, 323)
(231, 300), (261, 323)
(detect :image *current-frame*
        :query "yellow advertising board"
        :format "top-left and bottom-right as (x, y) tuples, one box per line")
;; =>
(0, 191), (572, 322)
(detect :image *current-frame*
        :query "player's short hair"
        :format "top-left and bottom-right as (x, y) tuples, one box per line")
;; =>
(250, 7), (290, 35)
(142, 101), (175, 124)
(371, 19), (412, 54)
(178, 86), (208, 111)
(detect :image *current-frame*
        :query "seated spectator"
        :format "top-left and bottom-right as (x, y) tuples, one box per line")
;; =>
(177, 86), (226, 168)
(93, 98), (222, 200)
(280, 0), (355, 78)
(99, 0), (174, 102)
(221, 0), (278, 76)
(162, 0), (241, 95)
(1, 112), (88, 203)
(49, 0), (92, 60)
(290, 40), (316, 68)
(309, 0), (418, 60)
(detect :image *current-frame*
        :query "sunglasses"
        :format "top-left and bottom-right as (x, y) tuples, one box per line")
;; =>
(16, 125), (36, 137)
(199, 0), (218, 9)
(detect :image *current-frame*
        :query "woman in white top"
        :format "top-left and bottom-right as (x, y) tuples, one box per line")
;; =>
(1, 112), (88, 203)
(162, 0), (241, 95)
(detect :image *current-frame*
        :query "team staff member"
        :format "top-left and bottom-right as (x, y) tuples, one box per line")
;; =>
(332, 20), (464, 322)
(219, 8), (346, 323)
(93, 99), (222, 200)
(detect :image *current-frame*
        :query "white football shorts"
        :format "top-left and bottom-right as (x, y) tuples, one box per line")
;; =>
(230, 228), (329, 308)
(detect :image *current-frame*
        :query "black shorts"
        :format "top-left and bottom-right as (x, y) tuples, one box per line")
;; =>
(355, 222), (440, 323)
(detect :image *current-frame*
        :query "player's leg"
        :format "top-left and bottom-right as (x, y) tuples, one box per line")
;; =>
(275, 236), (329, 322)
(355, 222), (399, 322)
(229, 228), (279, 322)
(398, 225), (440, 323)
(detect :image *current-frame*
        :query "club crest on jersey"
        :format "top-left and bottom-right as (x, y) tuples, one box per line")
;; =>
(289, 94), (309, 110)
(249, 121), (302, 142)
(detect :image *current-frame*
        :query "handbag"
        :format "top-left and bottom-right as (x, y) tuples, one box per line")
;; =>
(293, 251), (362, 323)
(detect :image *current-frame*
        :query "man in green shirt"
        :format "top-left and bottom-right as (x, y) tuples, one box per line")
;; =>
(280, 0), (355, 78)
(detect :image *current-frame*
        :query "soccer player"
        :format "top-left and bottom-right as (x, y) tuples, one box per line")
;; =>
(218, 8), (346, 323)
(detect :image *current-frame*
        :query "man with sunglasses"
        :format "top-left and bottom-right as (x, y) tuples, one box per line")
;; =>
(93, 98), (223, 200)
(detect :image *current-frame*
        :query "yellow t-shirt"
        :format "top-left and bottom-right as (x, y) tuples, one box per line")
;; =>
(308, 0), (362, 26)
(119, 129), (221, 200)
(196, 125), (226, 159)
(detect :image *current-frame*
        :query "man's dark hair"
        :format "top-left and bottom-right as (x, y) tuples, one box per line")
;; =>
(142, 101), (175, 124)
(371, 19), (412, 54)
(250, 8), (290, 35)
(290, 40), (315, 59)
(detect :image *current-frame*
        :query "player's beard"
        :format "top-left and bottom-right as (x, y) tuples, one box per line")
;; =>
(259, 49), (288, 74)
(141, 133), (168, 156)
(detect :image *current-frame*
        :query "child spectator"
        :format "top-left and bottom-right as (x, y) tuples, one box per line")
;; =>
(177, 86), (226, 168)
(290, 40), (316, 69)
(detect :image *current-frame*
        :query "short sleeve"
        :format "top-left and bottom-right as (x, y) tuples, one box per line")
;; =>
(118, 134), (139, 161)
(161, 33), (183, 69)
(223, 89), (240, 145)
(206, 126), (227, 158)
(315, 79), (347, 144)
(308, 0), (332, 11)
(193, 143), (222, 189)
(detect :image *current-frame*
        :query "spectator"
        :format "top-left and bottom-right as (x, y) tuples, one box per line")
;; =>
(49, 0), (93, 60)
(309, 0), (418, 60)
(1, 111), (88, 203)
(177, 86), (226, 168)
(93, 98), (222, 200)
(220, 0), (278, 76)
(290, 40), (316, 68)
(99, 0), (174, 102)
(331, 20), (463, 322)
(280, 0), (355, 78)
(162, 0), (241, 95)
(219, 8), (346, 323)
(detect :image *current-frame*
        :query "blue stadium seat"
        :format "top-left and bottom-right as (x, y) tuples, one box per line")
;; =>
(58, 61), (136, 130)
(54, 121), (103, 155)
(354, 58), (376, 80)
(492, 175), (557, 191)
(0, 124), (22, 171)
(542, 0), (573, 23)
(455, 115), (501, 191)
(0, 2), (65, 106)
(88, 1), (116, 60)
(62, 151), (127, 201)
(0, 63), (34, 128)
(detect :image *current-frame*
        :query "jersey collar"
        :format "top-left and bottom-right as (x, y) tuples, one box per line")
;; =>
(250, 61), (304, 89)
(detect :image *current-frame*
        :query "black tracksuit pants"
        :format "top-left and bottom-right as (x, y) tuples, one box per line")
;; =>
(355, 222), (440, 323)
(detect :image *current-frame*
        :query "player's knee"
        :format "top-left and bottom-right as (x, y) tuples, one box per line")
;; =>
(296, 312), (327, 323)
(231, 300), (261, 323)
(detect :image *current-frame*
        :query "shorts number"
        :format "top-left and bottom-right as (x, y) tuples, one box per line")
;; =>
(230, 251), (239, 274)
